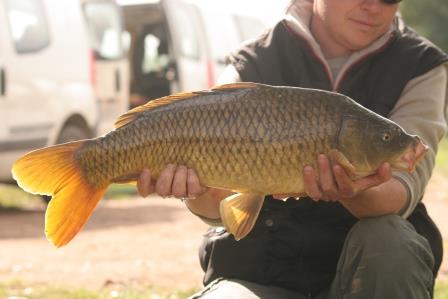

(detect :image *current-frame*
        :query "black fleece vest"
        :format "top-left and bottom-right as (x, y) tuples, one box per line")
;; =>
(199, 20), (448, 296)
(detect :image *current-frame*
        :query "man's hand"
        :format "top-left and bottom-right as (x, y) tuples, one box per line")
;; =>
(273, 154), (392, 201)
(137, 164), (208, 199)
(273, 154), (406, 218)
(137, 165), (226, 219)
(304, 154), (392, 201)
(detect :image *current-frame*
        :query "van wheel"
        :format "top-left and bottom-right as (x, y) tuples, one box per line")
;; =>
(56, 123), (92, 144)
(41, 124), (92, 204)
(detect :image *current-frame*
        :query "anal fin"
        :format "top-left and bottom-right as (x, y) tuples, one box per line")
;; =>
(219, 193), (264, 241)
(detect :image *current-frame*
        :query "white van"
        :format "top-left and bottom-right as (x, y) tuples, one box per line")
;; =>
(81, 0), (130, 136)
(0, 0), (128, 183)
(118, 0), (287, 108)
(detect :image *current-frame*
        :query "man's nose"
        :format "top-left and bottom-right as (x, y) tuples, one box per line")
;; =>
(361, 0), (385, 13)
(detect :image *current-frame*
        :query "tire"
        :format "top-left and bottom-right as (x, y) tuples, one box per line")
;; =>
(41, 123), (92, 204)
(56, 123), (92, 144)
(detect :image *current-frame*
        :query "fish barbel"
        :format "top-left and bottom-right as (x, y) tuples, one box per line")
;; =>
(12, 83), (427, 246)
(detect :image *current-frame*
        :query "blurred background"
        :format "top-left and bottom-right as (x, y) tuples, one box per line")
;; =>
(0, 0), (447, 298)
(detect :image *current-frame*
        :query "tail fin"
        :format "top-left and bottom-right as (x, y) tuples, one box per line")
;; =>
(12, 141), (107, 247)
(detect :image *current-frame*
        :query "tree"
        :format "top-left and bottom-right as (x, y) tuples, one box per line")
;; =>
(400, 0), (448, 52)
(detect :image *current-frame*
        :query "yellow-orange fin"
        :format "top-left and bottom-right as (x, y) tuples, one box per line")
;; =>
(114, 82), (262, 129)
(211, 82), (260, 91)
(219, 193), (265, 241)
(115, 91), (200, 129)
(12, 141), (107, 247)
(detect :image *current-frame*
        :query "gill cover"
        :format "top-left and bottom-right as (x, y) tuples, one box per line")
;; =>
(336, 116), (366, 151)
(335, 116), (373, 175)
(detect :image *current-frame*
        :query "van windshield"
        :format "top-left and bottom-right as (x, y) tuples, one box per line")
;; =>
(4, 0), (50, 54)
(202, 12), (266, 64)
(83, 2), (124, 60)
(202, 12), (240, 63)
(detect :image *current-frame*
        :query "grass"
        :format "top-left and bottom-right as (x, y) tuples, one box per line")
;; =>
(0, 183), (42, 210)
(0, 182), (137, 209)
(0, 280), (446, 299)
(104, 184), (137, 200)
(436, 281), (448, 299)
(0, 280), (197, 299)
(435, 137), (448, 176)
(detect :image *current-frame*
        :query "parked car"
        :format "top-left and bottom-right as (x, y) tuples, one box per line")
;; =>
(81, 0), (130, 136)
(118, 0), (288, 108)
(0, 0), (129, 186)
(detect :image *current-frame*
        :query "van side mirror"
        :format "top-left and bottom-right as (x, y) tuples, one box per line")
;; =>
(164, 60), (177, 81)
(122, 31), (131, 55)
(0, 68), (6, 96)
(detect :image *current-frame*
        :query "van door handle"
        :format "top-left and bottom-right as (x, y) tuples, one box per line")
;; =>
(115, 69), (120, 93)
(0, 68), (5, 96)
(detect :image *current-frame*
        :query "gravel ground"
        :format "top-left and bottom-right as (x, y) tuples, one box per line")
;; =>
(0, 174), (446, 292)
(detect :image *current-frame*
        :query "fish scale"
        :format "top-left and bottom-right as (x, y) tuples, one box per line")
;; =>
(12, 82), (425, 246)
(76, 85), (342, 194)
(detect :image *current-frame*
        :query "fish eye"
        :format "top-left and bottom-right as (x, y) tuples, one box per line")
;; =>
(382, 132), (391, 142)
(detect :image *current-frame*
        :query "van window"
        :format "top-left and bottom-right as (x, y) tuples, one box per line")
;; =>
(202, 13), (240, 63)
(169, 4), (199, 60)
(234, 15), (266, 41)
(83, 2), (123, 60)
(4, 0), (50, 54)
(141, 30), (170, 74)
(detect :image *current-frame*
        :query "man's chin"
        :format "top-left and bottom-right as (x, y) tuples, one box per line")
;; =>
(345, 33), (382, 51)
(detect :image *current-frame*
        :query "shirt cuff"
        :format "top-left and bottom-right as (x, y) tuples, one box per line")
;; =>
(392, 172), (415, 218)
(185, 204), (223, 226)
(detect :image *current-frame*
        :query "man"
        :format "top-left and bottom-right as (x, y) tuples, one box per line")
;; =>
(137, 0), (448, 298)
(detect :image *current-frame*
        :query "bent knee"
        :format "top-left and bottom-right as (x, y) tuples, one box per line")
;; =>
(350, 215), (417, 247)
(347, 215), (434, 268)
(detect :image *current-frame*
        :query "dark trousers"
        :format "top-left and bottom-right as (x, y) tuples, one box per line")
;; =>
(190, 215), (435, 299)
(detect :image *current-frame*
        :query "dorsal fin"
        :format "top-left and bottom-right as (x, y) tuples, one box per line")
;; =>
(114, 82), (261, 129)
(211, 82), (260, 90)
(114, 91), (199, 128)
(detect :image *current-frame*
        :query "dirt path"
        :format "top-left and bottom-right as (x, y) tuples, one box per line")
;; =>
(0, 175), (447, 292)
(0, 197), (209, 291)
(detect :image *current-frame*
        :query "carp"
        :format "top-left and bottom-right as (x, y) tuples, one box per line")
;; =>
(12, 82), (427, 247)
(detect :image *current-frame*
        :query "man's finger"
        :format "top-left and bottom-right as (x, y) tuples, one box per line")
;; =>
(378, 162), (392, 180)
(137, 168), (154, 197)
(333, 165), (356, 198)
(303, 165), (322, 200)
(187, 168), (206, 198)
(172, 165), (188, 198)
(155, 164), (176, 197)
(318, 155), (338, 199)
(355, 162), (391, 191)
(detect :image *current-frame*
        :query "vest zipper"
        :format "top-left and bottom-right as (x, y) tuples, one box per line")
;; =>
(283, 21), (334, 88)
(334, 32), (397, 92)
(284, 20), (398, 93)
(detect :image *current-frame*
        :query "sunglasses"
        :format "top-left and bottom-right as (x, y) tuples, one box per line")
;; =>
(381, 0), (402, 4)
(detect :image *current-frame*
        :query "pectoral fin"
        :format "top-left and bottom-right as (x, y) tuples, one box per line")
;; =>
(329, 149), (357, 179)
(219, 193), (265, 241)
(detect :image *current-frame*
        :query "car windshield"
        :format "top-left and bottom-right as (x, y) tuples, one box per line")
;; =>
(83, 2), (123, 60)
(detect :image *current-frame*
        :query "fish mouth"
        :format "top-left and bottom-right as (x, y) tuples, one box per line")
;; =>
(391, 137), (428, 173)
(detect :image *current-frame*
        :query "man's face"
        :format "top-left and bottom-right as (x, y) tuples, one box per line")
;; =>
(313, 0), (399, 51)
